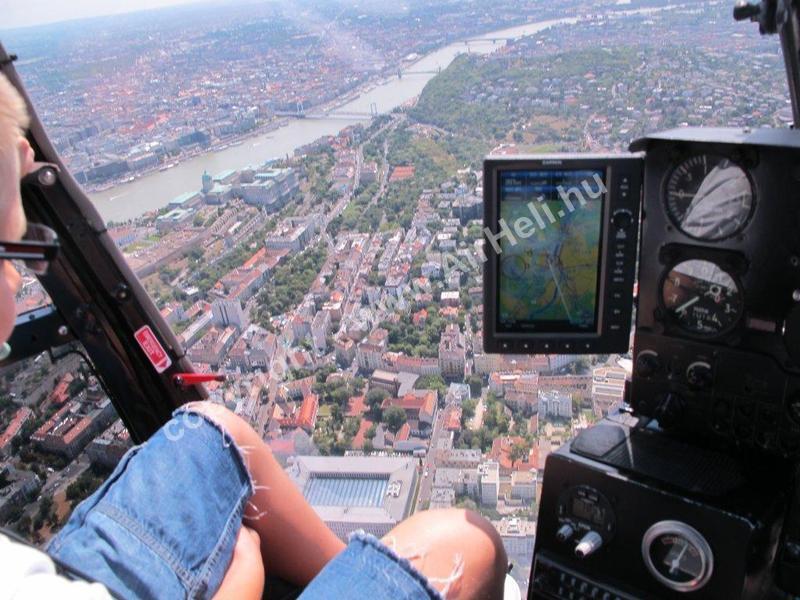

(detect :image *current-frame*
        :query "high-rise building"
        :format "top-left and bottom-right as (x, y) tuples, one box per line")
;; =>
(212, 298), (248, 330)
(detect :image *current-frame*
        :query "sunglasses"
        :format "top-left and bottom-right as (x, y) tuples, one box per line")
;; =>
(0, 223), (60, 275)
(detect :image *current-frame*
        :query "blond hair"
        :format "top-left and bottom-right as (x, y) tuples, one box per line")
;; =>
(0, 72), (29, 157)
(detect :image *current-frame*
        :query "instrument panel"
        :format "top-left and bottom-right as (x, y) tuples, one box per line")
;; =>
(630, 128), (800, 456)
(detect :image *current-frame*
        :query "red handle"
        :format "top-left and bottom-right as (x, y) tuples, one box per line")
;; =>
(172, 373), (227, 387)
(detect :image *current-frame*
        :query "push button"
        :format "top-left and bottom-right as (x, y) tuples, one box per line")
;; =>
(612, 209), (633, 230)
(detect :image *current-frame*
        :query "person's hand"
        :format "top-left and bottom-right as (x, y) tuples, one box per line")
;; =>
(213, 526), (265, 600)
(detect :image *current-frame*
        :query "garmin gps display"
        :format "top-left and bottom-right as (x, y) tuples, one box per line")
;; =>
(483, 154), (641, 355)
(497, 169), (605, 334)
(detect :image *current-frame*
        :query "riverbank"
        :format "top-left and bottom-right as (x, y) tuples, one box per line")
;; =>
(90, 6), (672, 223)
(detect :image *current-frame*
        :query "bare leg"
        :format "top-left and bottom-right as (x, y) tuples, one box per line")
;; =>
(185, 402), (345, 587)
(382, 508), (507, 600)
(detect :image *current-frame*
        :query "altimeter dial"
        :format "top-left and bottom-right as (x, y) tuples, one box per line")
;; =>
(661, 259), (743, 336)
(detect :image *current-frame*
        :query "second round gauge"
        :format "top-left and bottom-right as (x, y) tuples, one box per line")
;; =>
(661, 259), (743, 336)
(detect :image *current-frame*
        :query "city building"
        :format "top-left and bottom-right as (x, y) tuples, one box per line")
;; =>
(356, 329), (389, 372)
(438, 323), (466, 381)
(286, 455), (418, 540)
(370, 370), (401, 396)
(278, 393), (319, 433)
(265, 216), (318, 253)
(31, 399), (117, 459)
(311, 310), (331, 354)
(0, 407), (33, 458)
(168, 190), (202, 209)
(212, 298), (248, 330)
(479, 460), (500, 507)
(592, 366), (628, 418)
(0, 466), (39, 522)
(334, 337), (356, 367)
(87, 420), (133, 468)
(241, 168), (298, 211)
(510, 470), (537, 503)
(538, 389), (574, 420)
(155, 208), (194, 232)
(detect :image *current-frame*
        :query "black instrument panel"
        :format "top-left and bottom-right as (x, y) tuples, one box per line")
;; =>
(630, 128), (800, 456)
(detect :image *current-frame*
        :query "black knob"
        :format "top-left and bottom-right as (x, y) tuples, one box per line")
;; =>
(612, 209), (633, 230)
(733, 1), (760, 21)
(635, 351), (661, 378)
(686, 361), (713, 389)
(655, 393), (685, 428)
(788, 394), (800, 427)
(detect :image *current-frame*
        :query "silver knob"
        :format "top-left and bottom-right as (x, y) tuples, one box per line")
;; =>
(556, 524), (574, 542)
(575, 531), (603, 558)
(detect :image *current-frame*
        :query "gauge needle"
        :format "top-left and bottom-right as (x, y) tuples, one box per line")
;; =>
(676, 296), (700, 314)
(670, 542), (690, 575)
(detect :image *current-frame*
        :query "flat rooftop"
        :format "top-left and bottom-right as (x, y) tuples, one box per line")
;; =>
(286, 456), (418, 535)
(304, 475), (388, 507)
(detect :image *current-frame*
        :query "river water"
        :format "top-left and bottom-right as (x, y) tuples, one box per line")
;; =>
(90, 16), (580, 223)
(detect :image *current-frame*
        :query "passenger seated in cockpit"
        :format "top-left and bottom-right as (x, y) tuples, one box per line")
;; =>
(0, 73), (508, 600)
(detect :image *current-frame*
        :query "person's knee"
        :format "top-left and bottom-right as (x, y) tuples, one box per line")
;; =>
(182, 401), (262, 450)
(383, 508), (507, 600)
(445, 508), (507, 573)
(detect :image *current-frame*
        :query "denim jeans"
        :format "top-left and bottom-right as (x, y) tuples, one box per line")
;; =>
(48, 409), (441, 599)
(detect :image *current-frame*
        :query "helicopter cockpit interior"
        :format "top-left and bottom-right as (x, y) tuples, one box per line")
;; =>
(486, 1), (800, 597)
(4, 0), (800, 598)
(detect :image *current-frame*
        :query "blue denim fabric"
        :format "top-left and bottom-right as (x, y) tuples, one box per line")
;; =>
(48, 410), (253, 599)
(300, 532), (443, 600)
(46, 409), (442, 600)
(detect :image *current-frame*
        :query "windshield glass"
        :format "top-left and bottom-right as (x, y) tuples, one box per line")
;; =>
(0, 1), (787, 593)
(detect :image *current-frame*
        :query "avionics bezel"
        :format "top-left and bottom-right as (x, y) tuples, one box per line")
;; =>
(483, 154), (643, 355)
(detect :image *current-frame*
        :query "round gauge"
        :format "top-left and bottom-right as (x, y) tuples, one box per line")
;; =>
(642, 521), (713, 592)
(661, 259), (743, 336)
(665, 155), (754, 241)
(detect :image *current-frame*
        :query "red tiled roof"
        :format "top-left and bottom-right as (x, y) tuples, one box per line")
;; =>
(0, 407), (33, 450)
(489, 436), (537, 472)
(389, 166), (416, 182)
(346, 395), (367, 418)
(395, 422), (411, 442)
(242, 248), (267, 270)
(351, 418), (374, 450)
(296, 394), (319, 432)
(444, 406), (462, 431)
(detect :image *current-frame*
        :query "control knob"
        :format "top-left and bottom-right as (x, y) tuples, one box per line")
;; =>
(635, 351), (661, 378)
(686, 361), (713, 389)
(654, 393), (686, 428)
(575, 531), (603, 558)
(556, 524), (575, 543)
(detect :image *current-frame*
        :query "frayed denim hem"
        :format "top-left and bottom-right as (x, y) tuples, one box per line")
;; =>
(347, 531), (446, 600)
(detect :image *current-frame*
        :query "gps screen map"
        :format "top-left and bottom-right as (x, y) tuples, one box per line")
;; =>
(497, 169), (605, 334)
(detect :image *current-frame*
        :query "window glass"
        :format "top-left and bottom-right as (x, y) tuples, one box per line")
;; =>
(1, 1), (787, 592)
(1, 346), (126, 544)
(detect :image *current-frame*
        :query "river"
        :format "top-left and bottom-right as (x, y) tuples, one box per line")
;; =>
(92, 3), (679, 223)
(89, 16), (585, 223)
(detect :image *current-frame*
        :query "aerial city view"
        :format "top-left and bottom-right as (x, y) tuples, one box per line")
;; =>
(0, 0), (790, 595)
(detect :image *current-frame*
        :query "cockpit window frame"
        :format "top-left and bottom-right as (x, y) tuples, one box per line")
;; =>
(1, 42), (205, 443)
